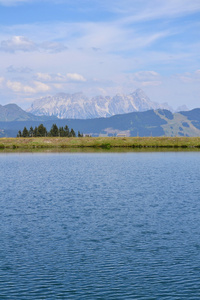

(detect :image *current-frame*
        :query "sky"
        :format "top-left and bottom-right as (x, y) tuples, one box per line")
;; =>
(0, 0), (200, 110)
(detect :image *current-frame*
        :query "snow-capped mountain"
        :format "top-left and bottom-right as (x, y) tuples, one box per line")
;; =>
(27, 89), (172, 119)
(175, 105), (189, 112)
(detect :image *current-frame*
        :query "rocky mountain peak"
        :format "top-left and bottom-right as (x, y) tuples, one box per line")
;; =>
(27, 89), (172, 119)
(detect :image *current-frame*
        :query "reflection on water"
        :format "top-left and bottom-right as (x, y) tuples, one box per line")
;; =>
(1, 147), (200, 154)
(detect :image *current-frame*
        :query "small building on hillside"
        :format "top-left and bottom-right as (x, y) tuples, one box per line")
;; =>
(99, 133), (108, 137)
(117, 133), (127, 137)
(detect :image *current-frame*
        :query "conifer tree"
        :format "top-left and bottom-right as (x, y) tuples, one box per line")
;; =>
(33, 126), (38, 137)
(49, 124), (59, 136)
(64, 125), (70, 137)
(59, 126), (65, 137)
(17, 130), (22, 137)
(29, 126), (34, 137)
(78, 131), (83, 137)
(37, 124), (47, 137)
(69, 128), (76, 137)
(22, 127), (29, 137)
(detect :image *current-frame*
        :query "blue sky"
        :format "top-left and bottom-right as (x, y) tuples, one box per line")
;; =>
(0, 0), (200, 109)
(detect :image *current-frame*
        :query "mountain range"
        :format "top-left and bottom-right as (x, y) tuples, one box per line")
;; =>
(0, 89), (199, 138)
(27, 89), (173, 119)
(0, 106), (200, 138)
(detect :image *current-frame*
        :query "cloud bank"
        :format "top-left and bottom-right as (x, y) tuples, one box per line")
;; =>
(0, 0), (199, 109)
(0, 36), (67, 53)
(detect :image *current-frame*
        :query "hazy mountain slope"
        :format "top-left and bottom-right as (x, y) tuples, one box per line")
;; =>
(0, 103), (58, 122)
(1, 108), (200, 138)
(156, 109), (200, 137)
(27, 89), (172, 119)
(180, 109), (200, 130)
(0, 104), (32, 121)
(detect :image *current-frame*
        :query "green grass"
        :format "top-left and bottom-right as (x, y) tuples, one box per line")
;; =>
(0, 136), (200, 151)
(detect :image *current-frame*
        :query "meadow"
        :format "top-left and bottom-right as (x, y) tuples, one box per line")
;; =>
(0, 136), (200, 150)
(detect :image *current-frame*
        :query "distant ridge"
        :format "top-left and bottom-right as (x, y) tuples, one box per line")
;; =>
(0, 103), (57, 122)
(27, 89), (172, 119)
(1, 108), (200, 138)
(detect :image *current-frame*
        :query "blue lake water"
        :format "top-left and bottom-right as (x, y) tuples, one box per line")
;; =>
(0, 152), (200, 299)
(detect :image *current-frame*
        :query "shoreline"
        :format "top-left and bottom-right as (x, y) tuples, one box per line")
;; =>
(0, 137), (200, 151)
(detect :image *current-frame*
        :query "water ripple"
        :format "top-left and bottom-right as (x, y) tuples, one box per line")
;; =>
(0, 152), (200, 299)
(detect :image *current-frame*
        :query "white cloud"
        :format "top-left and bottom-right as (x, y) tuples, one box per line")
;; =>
(33, 81), (51, 92)
(66, 73), (86, 82)
(7, 65), (32, 73)
(0, 17), (170, 54)
(113, 0), (200, 23)
(0, 36), (36, 52)
(3, 0), (199, 19)
(0, 77), (5, 87)
(7, 80), (50, 94)
(131, 71), (160, 81)
(53, 83), (64, 89)
(140, 81), (161, 87)
(177, 70), (200, 83)
(40, 41), (67, 53)
(123, 71), (162, 88)
(0, 35), (67, 53)
(35, 72), (86, 83)
(7, 80), (22, 92)
(36, 73), (52, 81)
(70, 21), (167, 53)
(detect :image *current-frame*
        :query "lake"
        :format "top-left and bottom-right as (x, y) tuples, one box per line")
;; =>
(0, 152), (200, 299)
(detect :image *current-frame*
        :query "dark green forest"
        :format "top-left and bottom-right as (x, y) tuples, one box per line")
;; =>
(17, 124), (83, 138)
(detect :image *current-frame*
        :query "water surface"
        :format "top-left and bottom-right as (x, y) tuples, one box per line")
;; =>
(0, 152), (200, 299)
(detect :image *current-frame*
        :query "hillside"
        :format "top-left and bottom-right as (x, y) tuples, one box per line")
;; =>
(0, 103), (57, 122)
(0, 108), (200, 138)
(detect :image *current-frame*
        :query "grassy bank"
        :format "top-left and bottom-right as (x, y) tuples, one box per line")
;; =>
(0, 136), (200, 150)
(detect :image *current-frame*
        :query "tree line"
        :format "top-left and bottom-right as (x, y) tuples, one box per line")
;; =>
(17, 124), (83, 137)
